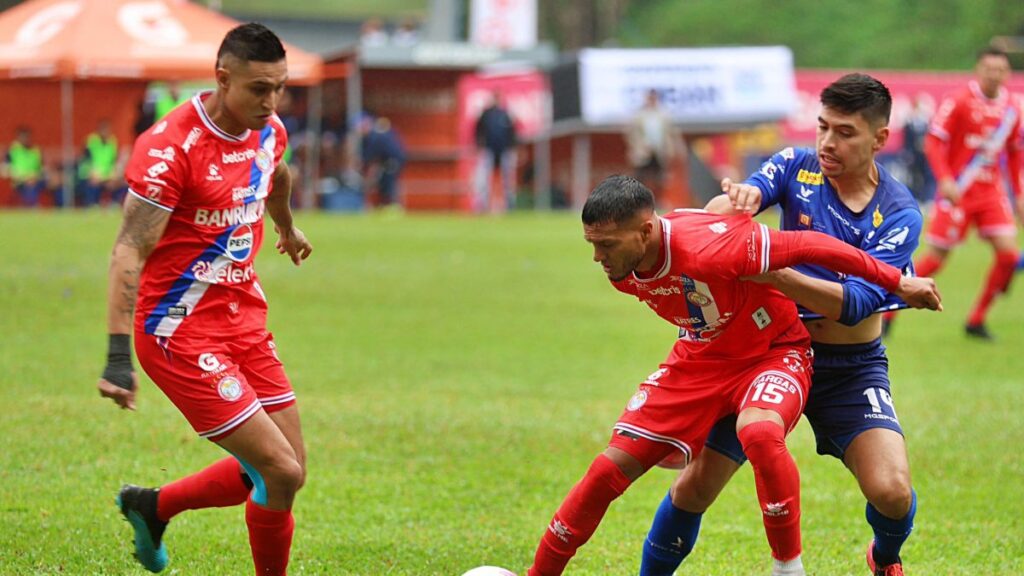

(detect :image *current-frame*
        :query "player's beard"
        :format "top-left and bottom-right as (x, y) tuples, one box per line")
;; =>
(607, 252), (644, 282)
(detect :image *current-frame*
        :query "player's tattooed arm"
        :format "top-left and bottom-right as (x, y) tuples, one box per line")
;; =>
(99, 195), (170, 409)
(108, 195), (171, 333)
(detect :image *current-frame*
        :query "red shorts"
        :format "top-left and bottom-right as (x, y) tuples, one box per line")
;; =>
(135, 329), (295, 441)
(926, 195), (1017, 248)
(611, 346), (813, 469)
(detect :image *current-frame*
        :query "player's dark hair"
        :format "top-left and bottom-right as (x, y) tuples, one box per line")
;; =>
(217, 23), (286, 66)
(582, 175), (655, 225)
(820, 73), (892, 127)
(977, 46), (1008, 61)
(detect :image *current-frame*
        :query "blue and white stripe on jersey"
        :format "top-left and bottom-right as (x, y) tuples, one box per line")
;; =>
(144, 225), (242, 336)
(248, 124), (277, 204)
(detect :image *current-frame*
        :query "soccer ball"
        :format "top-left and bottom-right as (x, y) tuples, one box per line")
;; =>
(460, 567), (517, 576)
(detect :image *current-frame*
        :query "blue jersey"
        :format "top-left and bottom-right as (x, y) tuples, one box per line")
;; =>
(744, 147), (922, 324)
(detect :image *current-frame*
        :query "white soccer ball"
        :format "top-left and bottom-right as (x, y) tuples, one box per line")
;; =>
(460, 567), (517, 576)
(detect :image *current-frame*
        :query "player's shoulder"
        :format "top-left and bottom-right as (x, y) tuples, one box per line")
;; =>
(872, 166), (921, 219)
(134, 98), (203, 155)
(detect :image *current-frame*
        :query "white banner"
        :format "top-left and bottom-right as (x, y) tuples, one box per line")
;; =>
(469, 0), (537, 50)
(579, 47), (796, 126)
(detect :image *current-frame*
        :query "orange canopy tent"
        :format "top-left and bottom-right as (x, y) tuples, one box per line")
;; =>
(0, 0), (323, 207)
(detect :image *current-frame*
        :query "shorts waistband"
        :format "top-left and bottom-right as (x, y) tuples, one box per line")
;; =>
(811, 338), (883, 357)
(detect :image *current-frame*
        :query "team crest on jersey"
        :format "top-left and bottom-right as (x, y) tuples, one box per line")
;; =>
(686, 291), (712, 307)
(626, 390), (648, 411)
(798, 212), (812, 228)
(217, 376), (243, 401)
(225, 225), (254, 262)
(872, 205), (884, 228)
(255, 148), (273, 173)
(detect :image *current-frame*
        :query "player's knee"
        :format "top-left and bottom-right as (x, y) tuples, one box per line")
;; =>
(670, 478), (714, 513)
(866, 474), (913, 519)
(263, 456), (304, 497)
(996, 249), (1019, 267)
(736, 420), (787, 465)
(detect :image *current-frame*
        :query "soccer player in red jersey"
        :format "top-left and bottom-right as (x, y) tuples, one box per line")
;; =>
(96, 24), (312, 575)
(901, 47), (1022, 339)
(525, 175), (941, 576)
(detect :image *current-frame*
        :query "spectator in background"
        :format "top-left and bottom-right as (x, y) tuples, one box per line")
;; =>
(79, 119), (124, 207)
(2, 126), (48, 207)
(154, 81), (190, 121)
(392, 17), (421, 46)
(360, 18), (389, 46)
(360, 114), (406, 209)
(474, 92), (519, 212)
(901, 95), (934, 203)
(626, 89), (677, 206)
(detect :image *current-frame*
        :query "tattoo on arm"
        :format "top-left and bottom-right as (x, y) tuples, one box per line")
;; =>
(111, 198), (171, 326)
(116, 198), (170, 255)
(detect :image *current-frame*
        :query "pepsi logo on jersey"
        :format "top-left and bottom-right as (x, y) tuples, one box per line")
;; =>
(225, 225), (254, 262)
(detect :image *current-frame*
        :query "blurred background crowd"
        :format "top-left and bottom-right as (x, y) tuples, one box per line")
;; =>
(0, 0), (1022, 214)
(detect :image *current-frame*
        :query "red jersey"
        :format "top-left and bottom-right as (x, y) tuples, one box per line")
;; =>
(125, 92), (288, 339)
(611, 210), (903, 362)
(927, 81), (1023, 206)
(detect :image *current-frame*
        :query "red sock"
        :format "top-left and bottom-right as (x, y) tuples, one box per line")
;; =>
(914, 252), (944, 278)
(968, 249), (1018, 326)
(246, 498), (294, 576)
(157, 457), (251, 522)
(527, 454), (632, 576)
(738, 421), (801, 561)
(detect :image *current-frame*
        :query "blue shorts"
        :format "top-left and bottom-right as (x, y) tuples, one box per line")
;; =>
(706, 338), (903, 463)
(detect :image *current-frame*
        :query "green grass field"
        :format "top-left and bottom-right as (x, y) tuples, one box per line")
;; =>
(1, 209), (1022, 575)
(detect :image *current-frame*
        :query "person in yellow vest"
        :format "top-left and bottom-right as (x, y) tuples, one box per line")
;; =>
(154, 81), (190, 120)
(2, 127), (47, 207)
(79, 119), (122, 206)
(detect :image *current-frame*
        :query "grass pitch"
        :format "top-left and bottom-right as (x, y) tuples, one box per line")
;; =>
(0, 209), (1021, 575)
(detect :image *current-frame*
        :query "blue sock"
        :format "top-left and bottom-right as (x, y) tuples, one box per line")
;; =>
(866, 489), (916, 566)
(1017, 254), (1024, 270)
(639, 491), (702, 576)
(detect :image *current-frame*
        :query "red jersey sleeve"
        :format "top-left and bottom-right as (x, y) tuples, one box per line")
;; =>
(764, 228), (903, 293)
(926, 95), (959, 182)
(124, 128), (188, 211)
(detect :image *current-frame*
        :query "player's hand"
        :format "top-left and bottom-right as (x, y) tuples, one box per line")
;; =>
(275, 225), (313, 266)
(721, 178), (761, 213)
(740, 269), (788, 284)
(98, 373), (138, 410)
(895, 276), (943, 311)
(1014, 195), (1024, 224)
(937, 178), (960, 202)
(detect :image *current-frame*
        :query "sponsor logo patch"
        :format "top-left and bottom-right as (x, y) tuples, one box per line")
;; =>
(147, 161), (169, 178)
(222, 149), (257, 164)
(225, 225), (254, 262)
(796, 169), (823, 185)
(147, 147), (175, 162)
(182, 127), (202, 153)
(198, 352), (224, 373)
